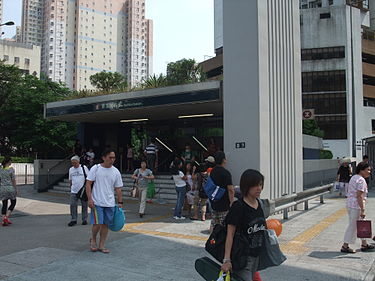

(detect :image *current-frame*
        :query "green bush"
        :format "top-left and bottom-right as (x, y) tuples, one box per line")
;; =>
(0, 156), (35, 163)
(303, 120), (324, 138)
(320, 150), (333, 159)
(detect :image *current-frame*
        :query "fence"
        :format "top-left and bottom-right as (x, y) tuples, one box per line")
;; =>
(12, 163), (34, 185)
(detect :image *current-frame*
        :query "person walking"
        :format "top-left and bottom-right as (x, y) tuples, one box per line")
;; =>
(73, 140), (83, 158)
(144, 139), (158, 171)
(184, 161), (197, 217)
(171, 159), (187, 220)
(209, 151), (235, 232)
(190, 156), (215, 221)
(68, 155), (89, 227)
(341, 162), (374, 253)
(132, 160), (155, 218)
(126, 144), (134, 172)
(336, 160), (352, 197)
(85, 148), (95, 168)
(362, 155), (372, 186)
(0, 157), (18, 226)
(221, 169), (267, 280)
(86, 150), (124, 253)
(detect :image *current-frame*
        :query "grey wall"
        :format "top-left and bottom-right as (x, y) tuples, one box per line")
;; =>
(34, 159), (70, 192)
(223, 0), (303, 199)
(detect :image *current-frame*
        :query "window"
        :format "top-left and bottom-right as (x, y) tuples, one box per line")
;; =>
(303, 93), (347, 115)
(25, 58), (30, 65)
(14, 57), (20, 64)
(3, 55), (9, 61)
(315, 116), (347, 139)
(320, 13), (331, 19)
(302, 70), (346, 92)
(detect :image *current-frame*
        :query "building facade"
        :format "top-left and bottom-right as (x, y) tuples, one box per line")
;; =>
(300, 1), (375, 159)
(0, 0), (3, 35)
(20, 0), (153, 90)
(0, 39), (41, 76)
(21, 0), (44, 46)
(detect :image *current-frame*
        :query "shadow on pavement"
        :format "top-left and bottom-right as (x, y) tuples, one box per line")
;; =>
(308, 251), (361, 260)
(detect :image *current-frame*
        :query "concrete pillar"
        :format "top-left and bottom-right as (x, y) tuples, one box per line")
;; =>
(223, 0), (303, 199)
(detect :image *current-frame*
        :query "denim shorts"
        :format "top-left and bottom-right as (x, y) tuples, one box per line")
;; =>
(90, 205), (115, 225)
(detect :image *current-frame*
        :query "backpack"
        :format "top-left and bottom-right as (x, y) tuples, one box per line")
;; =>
(204, 176), (226, 202)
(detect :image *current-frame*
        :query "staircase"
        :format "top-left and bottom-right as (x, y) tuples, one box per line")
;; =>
(50, 174), (177, 204)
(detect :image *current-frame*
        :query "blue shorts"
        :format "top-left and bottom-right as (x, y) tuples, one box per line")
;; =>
(91, 206), (115, 225)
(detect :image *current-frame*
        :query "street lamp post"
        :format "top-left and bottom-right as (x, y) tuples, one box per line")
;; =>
(0, 21), (15, 27)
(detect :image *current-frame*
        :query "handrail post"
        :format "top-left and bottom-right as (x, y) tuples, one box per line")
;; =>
(25, 164), (27, 184)
(304, 200), (309, 210)
(320, 194), (324, 204)
(283, 208), (289, 220)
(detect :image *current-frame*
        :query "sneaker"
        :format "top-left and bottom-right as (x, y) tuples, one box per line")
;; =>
(173, 216), (180, 220)
(68, 221), (77, 227)
(4, 217), (12, 224)
(82, 221), (87, 225)
(179, 216), (186, 220)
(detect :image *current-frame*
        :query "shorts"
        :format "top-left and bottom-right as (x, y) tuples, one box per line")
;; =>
(91, 205), (115, 225)
(210, 210), (228, 227)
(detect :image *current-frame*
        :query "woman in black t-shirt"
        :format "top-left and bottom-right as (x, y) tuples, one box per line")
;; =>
(221, 169), (266, 280)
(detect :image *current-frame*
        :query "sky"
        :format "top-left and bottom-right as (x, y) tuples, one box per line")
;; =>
(2, 0), (215, 75)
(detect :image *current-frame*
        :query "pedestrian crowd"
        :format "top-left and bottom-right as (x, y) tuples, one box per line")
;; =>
(2, 143), (375, 281)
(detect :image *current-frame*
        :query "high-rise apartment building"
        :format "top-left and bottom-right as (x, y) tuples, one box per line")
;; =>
(0, 0), (3, 35)
(21, 0), (44, 46)
(20, 0), (153, 90)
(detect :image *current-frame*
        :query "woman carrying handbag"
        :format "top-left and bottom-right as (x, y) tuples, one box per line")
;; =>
(132, 160), (154, 218)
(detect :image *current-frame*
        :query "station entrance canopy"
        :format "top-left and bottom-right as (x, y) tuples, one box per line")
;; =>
(45, 81), (222, 123)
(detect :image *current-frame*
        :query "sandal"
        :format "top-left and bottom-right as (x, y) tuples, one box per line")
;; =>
(341, 246), (356, 253)
(89, 238), (98, 252)
(361, 244), (375, 252)
(98, 248), (110, 254)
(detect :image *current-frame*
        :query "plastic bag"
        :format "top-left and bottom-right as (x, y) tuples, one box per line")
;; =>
(334, 181), (340, 190)
(147, 181), (155, 199)
(217, 271), (231, 281)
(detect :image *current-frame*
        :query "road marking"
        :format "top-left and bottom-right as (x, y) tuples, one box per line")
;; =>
(281, 207), (347, 254)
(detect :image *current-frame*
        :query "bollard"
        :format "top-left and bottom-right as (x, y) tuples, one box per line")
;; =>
(304, 200), (309, 210)
(294, 204), (298, 211)
(25, 165), (28, 184)
(320, 195), (324, 204)
(283, 208), (289, 220)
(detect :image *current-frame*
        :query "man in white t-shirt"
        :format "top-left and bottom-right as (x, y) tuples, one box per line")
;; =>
(68, 155), (89, 227)
(86, 150), (124, 253)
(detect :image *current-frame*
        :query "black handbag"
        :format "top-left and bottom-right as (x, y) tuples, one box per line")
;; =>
(76, 164), (88, 201)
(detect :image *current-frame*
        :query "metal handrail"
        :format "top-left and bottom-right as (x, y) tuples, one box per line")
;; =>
(269, 184), (333, 219)
(47, 154), (74, 185)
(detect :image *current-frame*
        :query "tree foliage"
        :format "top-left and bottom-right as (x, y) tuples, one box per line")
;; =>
(0, 62), (76, 157)
(141, 74), (168, 89)
(89, 71), (127, 92)
(166, 58), (207, 86)
(303, 120), (324, 138)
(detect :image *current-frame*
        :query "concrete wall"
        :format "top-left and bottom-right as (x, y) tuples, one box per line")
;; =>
(223, 0), (303, 199)
(34, 159), (70, 192)
(303, 134), (324, 159)
(303, 159), (338, 188)
(214, 0), (223, 51)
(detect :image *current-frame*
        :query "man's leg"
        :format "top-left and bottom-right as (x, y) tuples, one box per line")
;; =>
(69, 194), (78, 225)
(91, 224), (101, 250)
(81, 199), (88, 224)
(98, 224), (109, 250)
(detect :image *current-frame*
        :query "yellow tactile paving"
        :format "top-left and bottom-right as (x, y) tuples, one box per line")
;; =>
(281, 207), (347, 254)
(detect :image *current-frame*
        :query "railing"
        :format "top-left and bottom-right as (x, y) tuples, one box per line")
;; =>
(13, 163), (34, 185)
(47, 154), (74, 186)
(269, 184), (333, 220)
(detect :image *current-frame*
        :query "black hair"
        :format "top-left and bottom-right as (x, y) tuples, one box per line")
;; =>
(183, 161), (193, 174)
(140, 160), (147, 166)
(214, 151), (226, 165)
(240, 169), (264, 197)
(1, 156), (12, 168)
(102, 149), (116, 158)
(356, 162), (370, 174)
(363, 155), (369, 160)
(170, 159), (182, 175)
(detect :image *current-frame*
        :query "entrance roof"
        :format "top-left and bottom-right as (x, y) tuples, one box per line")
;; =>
(45, 81), (222, 123)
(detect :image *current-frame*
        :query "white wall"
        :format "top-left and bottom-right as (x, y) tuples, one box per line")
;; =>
(323, 139), (350, 158)
(214, 0), (223, 51)
(223, 0), (303, 199)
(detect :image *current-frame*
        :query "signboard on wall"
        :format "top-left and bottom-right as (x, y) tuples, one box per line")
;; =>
(303, 109), (315, 120)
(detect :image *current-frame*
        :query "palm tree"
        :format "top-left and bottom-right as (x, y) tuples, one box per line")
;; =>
(142, 74), (167, 89)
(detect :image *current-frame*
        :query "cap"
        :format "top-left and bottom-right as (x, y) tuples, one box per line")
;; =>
(205, 156), (215, 164)
(71, 155), (80, 162)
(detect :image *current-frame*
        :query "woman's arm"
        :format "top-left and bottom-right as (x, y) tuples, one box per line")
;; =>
(221, 224), (236, 272)
(357, 190), (365, 218)
(147, 174), (155, 180)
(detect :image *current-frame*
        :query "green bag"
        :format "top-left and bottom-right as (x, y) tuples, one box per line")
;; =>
(147, 181), (155, 199)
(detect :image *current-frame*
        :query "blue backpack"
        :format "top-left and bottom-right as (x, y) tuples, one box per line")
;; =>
(204, 176), (226, 202)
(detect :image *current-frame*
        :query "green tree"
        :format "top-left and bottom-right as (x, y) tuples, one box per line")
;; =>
(89, 71), (127, 92)
(303, 120), (324, 138)
(0, 63), (76, 157)
(166, 58), (207, 86)
(142, 74), (168, 89)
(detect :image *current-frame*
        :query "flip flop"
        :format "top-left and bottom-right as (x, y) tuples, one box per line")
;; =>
(341, 246), (356, 253)
(98, 248), (110, 254)
(89, 238), (98, 252)
(361, 244), (375, 252)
